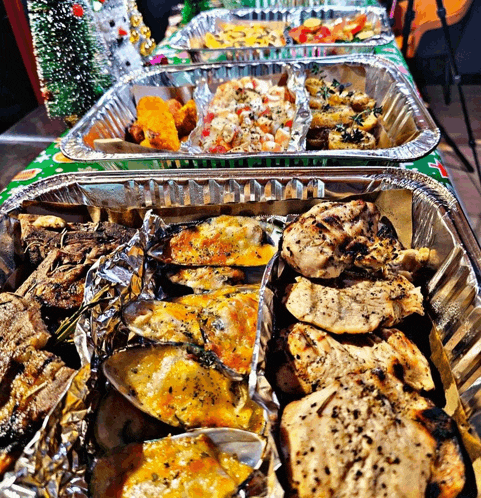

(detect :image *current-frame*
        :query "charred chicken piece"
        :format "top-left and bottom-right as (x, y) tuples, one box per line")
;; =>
(281, 200), (430, 279)
(280, 370), (466, 498)
(19, 214), (136, 267)
(284, 275), (424, 334)
(275, 323), (434, 395)
(0, 293), (74, 475)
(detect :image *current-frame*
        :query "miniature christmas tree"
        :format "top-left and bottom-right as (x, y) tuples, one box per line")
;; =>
(182, 0), (212, 24)
(28, 0), (113, 120)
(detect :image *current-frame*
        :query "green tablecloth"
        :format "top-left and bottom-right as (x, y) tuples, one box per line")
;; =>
(0, 37), (454, 207)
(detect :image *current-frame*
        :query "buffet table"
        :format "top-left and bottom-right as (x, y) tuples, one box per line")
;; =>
(0, 30), (452, 208)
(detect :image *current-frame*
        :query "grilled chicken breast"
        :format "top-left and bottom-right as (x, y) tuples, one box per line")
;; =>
(175, 286), (260, 375)
(275, 323), (434, 395)
(159, 216), (276, 267)
(281, 200), (429, 279)
(280, 370), (466, 498)
(0, 293), (74, 475)
(166, 266), (246, 293)
(284, 275), (424, 334)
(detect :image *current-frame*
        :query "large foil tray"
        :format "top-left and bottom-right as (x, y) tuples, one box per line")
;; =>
(168, 6), (394, 63)
(60, 55), (440, 167)
(1, 167), (481, 494)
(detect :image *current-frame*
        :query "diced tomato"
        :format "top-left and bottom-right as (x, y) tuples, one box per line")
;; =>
(299, 32), (308, 44)
(236, 106), (250, 115)
(209, 145), (227, 153)
(204, 112), (215, 124)
(288, 26), (307, 44)
(202, 128), (210, 137)
(259, 107), (271, 117)
(350, 14), (367, 35)
(285, 119), (293, 127)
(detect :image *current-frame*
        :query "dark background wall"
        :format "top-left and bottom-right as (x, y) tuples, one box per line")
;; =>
(0, 0), (38, 134)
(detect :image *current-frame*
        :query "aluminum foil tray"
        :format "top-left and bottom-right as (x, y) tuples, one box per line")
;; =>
(60, 55), (440, 167)
(168, 7), (393, 63)
(1, 167), (481, 496)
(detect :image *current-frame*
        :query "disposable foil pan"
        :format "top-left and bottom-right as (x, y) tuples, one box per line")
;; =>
(1, 167), (481, 496)
(168, 7), (393, 63)
(60, 55), (440, 167)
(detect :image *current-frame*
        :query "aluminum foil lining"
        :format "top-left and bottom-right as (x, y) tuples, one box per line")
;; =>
(60, 55), (440, 165)
(168, 6), (394, 63)
(1, 167), (481, 497)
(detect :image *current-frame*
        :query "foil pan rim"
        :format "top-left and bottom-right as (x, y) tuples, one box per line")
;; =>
(60, 55), (440, 163)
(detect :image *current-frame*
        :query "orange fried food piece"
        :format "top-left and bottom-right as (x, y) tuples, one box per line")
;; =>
(167, 98), (182, 117)
(136, 96), (180, 151)
(174, 99), (198, 138)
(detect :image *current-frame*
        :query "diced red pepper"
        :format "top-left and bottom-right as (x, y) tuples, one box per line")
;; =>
(285, 119), (293, 127)
(205, 112), (215, 124)
(202, 128), (210, 137)
(288, 26), (305, 44)
(236, 106), (250, 115)
(299, 32), (308, 44)
(259, 107), (271, 117)
(209, 145), (227, 153)
(350, 14), (367, 35)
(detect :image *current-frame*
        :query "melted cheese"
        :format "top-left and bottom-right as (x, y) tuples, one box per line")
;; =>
(123, 300), (204, 345)
(92, 434), (253, 498)
(104, 345), (264, 432)
(161, 216), (276, 266)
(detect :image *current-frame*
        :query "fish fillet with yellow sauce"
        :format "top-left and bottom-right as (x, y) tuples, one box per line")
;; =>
(175, 285), (260, 375)
(160, 216), (277, 266)
(103, 345), (264, 432)
(91, 434), (253, 498)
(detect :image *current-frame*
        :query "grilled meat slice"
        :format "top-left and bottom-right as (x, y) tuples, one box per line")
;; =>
(281, 201), (430, 279)
(19, 214), (135, 267)
(284, 275), (424, 334)
(159, 216), (276, 267)
(0, 293), (50, 358)
(275, 323), (434, 395)
(166, 266), (246, 293)
(16, 249), (88, 310)
(0, 293), (74, 475)
(175, 286), (260, 375)
(280, 370), (466, 498)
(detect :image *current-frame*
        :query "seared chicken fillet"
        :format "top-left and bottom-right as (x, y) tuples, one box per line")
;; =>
(281, 200), (429, 279)
(275, 323), (434, 395)
(280, 370), (466, 498)
(159, 216), (276, 267)
(284, 275), (424, 334)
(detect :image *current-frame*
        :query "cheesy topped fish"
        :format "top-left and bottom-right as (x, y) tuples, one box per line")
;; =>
(160, 216), (277, 266)
(103, 345), (264, 432)
(176, 285), (260, 375)
(91, 433), (253, 498)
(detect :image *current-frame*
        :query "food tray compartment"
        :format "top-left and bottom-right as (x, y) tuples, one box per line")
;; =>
(168, 6), (393, 63)
(1, 167), (481, 496)
(61, 55), (439, 168)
